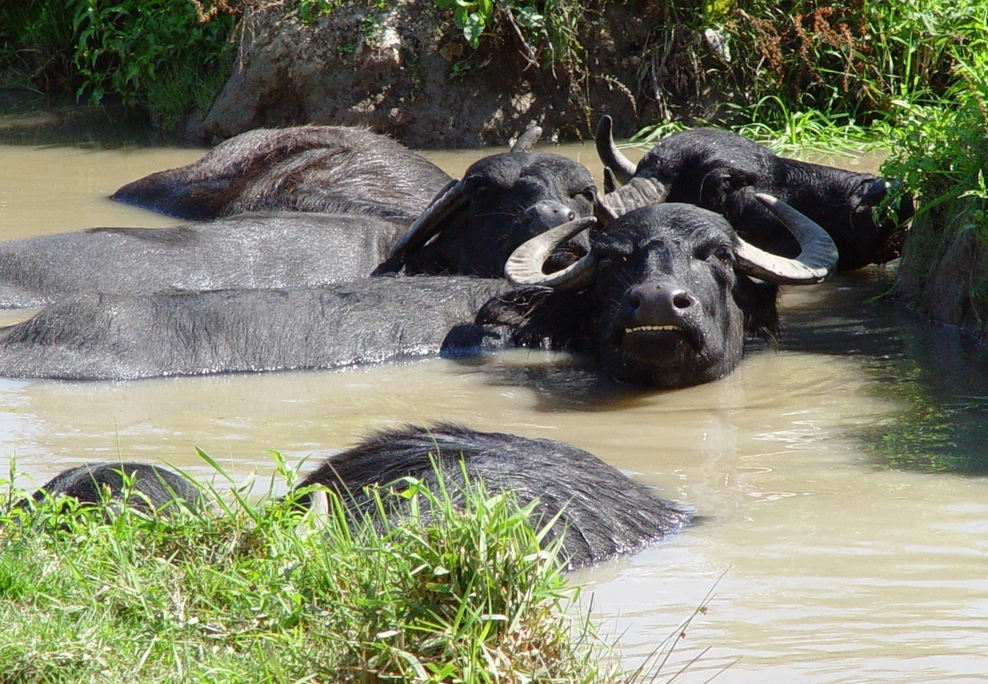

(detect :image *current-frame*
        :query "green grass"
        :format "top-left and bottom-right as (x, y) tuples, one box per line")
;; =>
(630, 103), (877, 158)
(628, 0), (988, 153)
(0, 457), (622, 683)
(873, 51), (988, 338)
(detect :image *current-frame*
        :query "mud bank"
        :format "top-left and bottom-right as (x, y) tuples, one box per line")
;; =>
(197, 0), (732, 147)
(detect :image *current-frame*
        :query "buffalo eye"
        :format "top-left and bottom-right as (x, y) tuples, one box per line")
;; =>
(578, 187), (596, 203)
(859, 178), (888, 204)
(467, 178), (492, 198)
(698, 244), (732, 263)
(596, 254), (625, 271)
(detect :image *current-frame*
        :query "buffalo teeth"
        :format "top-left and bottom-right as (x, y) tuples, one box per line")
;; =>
(625, 325), (681, 333)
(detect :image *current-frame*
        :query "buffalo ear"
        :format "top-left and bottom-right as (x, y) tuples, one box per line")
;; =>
(721, 167), (760, 190)
(858, 177), (889, 205)
(702, 167), (759, 204)
(111, 174), (234, 220)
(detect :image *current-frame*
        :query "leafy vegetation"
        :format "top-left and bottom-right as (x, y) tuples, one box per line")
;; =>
(728, 0), (986, 125)
(879, 55), (988, 315)
(3, 0), (986, 139)
(1, 0), (237, 128)
(0, 457), (620, 683)
(73, 0), (238, 128)
(611, 0), (986, 148)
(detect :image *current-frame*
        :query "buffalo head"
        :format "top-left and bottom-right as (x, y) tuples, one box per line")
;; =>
(494, 194), (838, 388)
(377, 128), (598, 277)
(596, 116), (913, 271)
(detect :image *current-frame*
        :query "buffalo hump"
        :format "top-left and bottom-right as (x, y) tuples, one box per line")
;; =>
(111, 126), (452, 222)
(296, 423), (691, 569)
(28, 462), (198, 514)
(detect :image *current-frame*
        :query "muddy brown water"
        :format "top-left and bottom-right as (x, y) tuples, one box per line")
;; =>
(1, 119), (987, 682)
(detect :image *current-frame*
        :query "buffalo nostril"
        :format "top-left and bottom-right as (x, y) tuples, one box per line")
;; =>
(627, 293), (642, 310)
(672, 292), (693, 309)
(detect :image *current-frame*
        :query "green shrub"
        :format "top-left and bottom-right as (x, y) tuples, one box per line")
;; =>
(1, 0), (238, 129)
(0, 0), (77, 88)
(880, 54), (988, 314)
(429, 0), (584, 75)
(73, 0), (238, 128)
(623, 0), (988, 142)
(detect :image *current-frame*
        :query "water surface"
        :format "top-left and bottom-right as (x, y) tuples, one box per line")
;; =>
(0, 116), (986, 682)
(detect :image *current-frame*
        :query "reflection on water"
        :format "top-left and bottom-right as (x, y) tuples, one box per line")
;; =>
(781, 269), (988, 473)
(0, 111), (986, 682)
(0, 91), (196, 148)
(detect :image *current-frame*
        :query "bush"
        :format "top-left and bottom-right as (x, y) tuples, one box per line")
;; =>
(1, 0), (238, 129)
(74, 0), (238, 127)
(619, 0), (988, 138)
(880, 54), (988, 325)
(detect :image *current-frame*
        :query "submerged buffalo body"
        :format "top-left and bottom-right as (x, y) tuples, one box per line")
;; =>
(0, 128), (447, 309)
(296, 423), (691, 569)
(27, 462), (198, 514)
(445, 195), (838, 388)
(378, 128), (598, 277)
(596, 117), (912, 270)
(0, 213), (406, 308)
(26, 425), (690, 569)
(0, 129), (594, 308)
(0, 277), (507, 380)
(112, 126), (453, 222)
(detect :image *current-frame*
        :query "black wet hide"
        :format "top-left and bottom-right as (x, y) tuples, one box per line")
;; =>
(296, 423), (691, 570)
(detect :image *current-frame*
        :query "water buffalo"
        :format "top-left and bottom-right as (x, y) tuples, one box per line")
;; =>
(111, 126), (453, 222)
(443, 194), (838, 389)
(596, 116), (912, 270)
(295, 423), (691, 569)
(22, 425), (689, 569)
(25, 462), (198, 514)
(0, 213), (406, 308)
(0, 276), (508, 380)
(0, 128), (592, 309)
(376, 127), (598, 277)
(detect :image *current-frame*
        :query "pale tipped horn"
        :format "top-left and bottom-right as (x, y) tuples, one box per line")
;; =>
(386, 178), (466, 259)
(511, 126), (542, 153)
(596, 176), (669, 222)
(504, 216), (598, 290)
(595, 115), (637, 183)
(295, 488), (330, 535)
(734, 194), (839, 285)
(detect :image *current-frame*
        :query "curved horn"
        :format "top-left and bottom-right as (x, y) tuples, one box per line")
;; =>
(504, 216), (597, 290)
(603, 166), (618, 194)
(386, 178), (467, 259)
(511, 126), (542, 153)
(595, 115), (637, 183)
(596, 177), (669, 223)
(734, 194), (839, 285)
